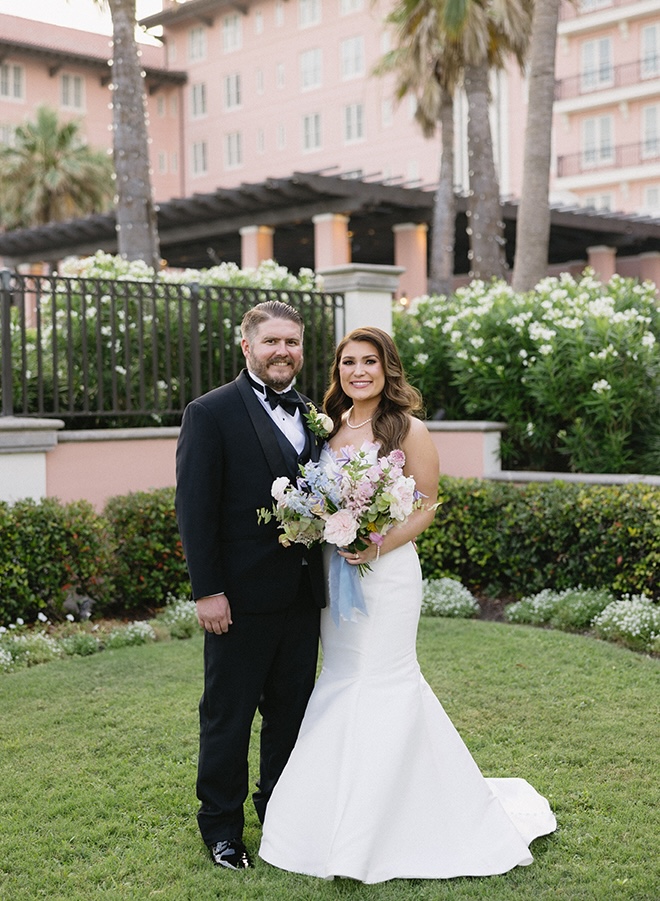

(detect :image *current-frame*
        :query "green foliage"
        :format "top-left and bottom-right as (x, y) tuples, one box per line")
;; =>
(395, 271), (660, 473)
(103, 488), (190, 611)
(152, 595), (198, 639)
(504, 587), (615, 631)
(417, 476), (660, 600)
(0, 497), (115, 624)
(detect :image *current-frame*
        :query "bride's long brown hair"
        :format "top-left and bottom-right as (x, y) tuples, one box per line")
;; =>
(323, 327), (423, 455)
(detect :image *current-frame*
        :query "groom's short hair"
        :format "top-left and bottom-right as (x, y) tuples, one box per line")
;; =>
(241, 301), (304, 342)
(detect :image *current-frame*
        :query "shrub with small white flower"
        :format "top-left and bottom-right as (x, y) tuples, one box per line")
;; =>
(394, 271), (660, 473)
(592, 594), (660, 652)
(421, 578), (480, 618)
(104, 621), (157, 650)
(505, 587), (614, 631)
(0, 632), (64, 668)
(154, 595), (198, 640)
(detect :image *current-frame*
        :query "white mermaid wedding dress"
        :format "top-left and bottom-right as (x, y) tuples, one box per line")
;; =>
(259, 457), (556, 883)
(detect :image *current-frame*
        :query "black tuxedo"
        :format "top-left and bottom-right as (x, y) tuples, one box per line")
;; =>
(175, 369), (325, 844)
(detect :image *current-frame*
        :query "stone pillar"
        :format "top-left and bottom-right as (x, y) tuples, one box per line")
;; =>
(239, 225), (274, 269)
(312, 213), (351, 271)
(0, 417), (64, 504)
(318, 264), (404, 341)
(393, 222), (428, 301)
(637, 252), (660, 291)
(587, 245), (617, 282)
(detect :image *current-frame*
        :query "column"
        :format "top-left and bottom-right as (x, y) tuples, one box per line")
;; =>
(318, 264), (404, 340)
(587, 245), (617, 282)
(312, 213), (351, 271)
(637, 252), (660, 291)
(0, 417), (64, 504)
(393, 222), (428, 301)
(239, 225), (274, 269)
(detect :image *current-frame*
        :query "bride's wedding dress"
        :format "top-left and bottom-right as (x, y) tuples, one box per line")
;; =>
(259, 449), (556, 883)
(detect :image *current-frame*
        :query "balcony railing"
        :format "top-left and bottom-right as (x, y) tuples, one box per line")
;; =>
(559, 0), (638, 24)
(0, 270), (344, 427)
(556, 139), (660, 177)
(555, 56), (660, 101)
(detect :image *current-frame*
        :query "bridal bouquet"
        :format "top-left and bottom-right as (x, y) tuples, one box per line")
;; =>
(257, 442), (423, 623)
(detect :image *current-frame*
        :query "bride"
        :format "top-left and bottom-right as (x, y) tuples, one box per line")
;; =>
(259, 326), (556, 883)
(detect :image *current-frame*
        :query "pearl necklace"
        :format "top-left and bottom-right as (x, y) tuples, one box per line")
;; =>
(345, 406), (373, 430)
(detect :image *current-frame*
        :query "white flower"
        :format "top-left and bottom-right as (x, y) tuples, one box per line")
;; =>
(37, 612), (48, 623)
(271, 477), (291, 503)
(592, 379), (611, 394)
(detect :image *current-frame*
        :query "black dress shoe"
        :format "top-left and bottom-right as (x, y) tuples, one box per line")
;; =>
(208, 838), (253, 869)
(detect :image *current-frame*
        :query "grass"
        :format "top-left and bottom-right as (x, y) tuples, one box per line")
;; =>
(1, 619), (659, 901)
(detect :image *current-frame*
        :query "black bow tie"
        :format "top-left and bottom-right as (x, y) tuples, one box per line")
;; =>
(247, 374), (304, 416)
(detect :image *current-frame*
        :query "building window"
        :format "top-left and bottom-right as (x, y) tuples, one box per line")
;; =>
(223, 13), (243, 52)
(581, 38), (613, 92)
(582, 115), (614, 167)
(583, 193), (612, 211)
(340, 0), (363, 13)
(0, 64), (23, 101)
(157, 96), (166, 117)
(275, 0), (285, 26)
(191, 82), (207, 118)
(171, 151), (178, 173)
(60, 73), (84, 110)
(0, 123), (15, 145)
(300, 48), (322, 90)
(341, 36), (364, 79)
(343, 103), (364, 142)
(299, 0), (321, 28)
(255, 10), (264, 34)
(642, 104), (660, 158)
(642, 25), (660, 79)
(257, 128), (265, 154)
(302, 112), (321, 150)
(277, 123), (286, 149)
(276, 63), (285, 89)
(192, 141), (208, 175)
(224, 73), (241, 109)
(225, 131), (242, 168)
(643, 185), (660, 214)
(381, 98), (393, 128)
(158, 151), (167, 174)
(256, 69), (264, 94)
(168, 41), (177, 65)
(170, 95), (178, 116)
(188, 26), (206, 62)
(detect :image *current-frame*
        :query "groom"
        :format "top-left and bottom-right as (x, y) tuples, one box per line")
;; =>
(175, 300), (325, 870)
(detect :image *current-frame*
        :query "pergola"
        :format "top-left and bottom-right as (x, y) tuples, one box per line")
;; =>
(1, 170), (659, 277)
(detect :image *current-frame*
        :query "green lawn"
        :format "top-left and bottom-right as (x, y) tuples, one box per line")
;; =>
(1, 619), (658, 901)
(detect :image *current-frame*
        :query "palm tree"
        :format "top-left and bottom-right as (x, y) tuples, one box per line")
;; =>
(511, 0), (562, 292)
(91, 0), (161, 271)
(379, 0), (532, 284)
(0, 106), (114, 229)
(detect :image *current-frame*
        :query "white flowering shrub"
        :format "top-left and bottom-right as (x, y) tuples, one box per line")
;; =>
(0, 631), (64, 668)
(154, 595), (198, 640)
(104, 621), (157, 650)
(394, 271), (660, 473)
(421, 578), (480, 618)
(505, 587), (614, 631)
(592, 595), (660, 652)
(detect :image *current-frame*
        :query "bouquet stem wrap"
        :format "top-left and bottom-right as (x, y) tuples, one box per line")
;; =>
(328, 550), (368, 627)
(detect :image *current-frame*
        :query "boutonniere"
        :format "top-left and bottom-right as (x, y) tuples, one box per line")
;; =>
(304, 404), (333, 438)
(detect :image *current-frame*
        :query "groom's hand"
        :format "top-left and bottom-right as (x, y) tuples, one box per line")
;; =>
(196, 593), (232, 634)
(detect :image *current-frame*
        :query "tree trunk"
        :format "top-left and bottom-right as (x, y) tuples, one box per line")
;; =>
(429, 90), (455, 298)
(464, 61), (507, 281)
(511, 0), (561, 293)
(109, 0), (161, 271)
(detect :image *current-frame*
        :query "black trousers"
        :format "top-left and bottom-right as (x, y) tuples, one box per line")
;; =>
(196, 569), (320, 845)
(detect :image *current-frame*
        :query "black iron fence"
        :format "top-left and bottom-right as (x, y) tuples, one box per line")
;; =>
(0, 269), (344, 428)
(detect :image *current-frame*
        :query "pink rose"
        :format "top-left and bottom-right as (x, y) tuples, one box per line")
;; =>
(323, 509), (359, 547)
(389, 477), (417, 520)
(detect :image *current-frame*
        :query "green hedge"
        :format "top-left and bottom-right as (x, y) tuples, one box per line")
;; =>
(417, 477), (660, 600)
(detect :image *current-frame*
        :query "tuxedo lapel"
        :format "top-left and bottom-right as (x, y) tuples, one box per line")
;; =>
(236, 371), (289, 480)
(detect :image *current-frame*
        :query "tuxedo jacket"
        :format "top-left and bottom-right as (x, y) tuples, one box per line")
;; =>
(175, 369), (326, 614)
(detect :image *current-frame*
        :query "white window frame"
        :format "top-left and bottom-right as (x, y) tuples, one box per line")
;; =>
(192, 141), (208, 176)
(60, 73), (84, 110)
(277, 123), (286, 149)
(583, 193), (613, 211)
(641, 24), (660, 80)
(188, 26), (207, 62)
(224, 73), (241, 110)
(302, 112), (321, 151)
(0, 123), (15, 145)
(300, 48), (322, 90)
(299, 0), (321, 29)
(580, 37), (613, 92)
(256, 128), (265, 154)
(158, 151), (167, 174)
(276, 63), (285, 89)
(255, 10), (264, 34)
(582, 115), (614, 167)
(223, 13), (243, 52)
(190, 82), (207, 119)
(381, 98), (393, 128)
(340, 0), (363, 14)
(642, 104), (660, 159)
(343, 102), (364, 143)
(256, 69), (264, 94)
(340, 36), (364, 79)
(225, 131), (242, 168)
(642, 184), (660, 214)
(275, 0), (285, 26)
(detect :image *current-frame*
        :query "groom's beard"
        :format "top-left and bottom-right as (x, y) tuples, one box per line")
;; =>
(246, 353), (303, 392)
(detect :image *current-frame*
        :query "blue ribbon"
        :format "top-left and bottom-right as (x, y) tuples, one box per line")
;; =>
(328, 551), (368, 627)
